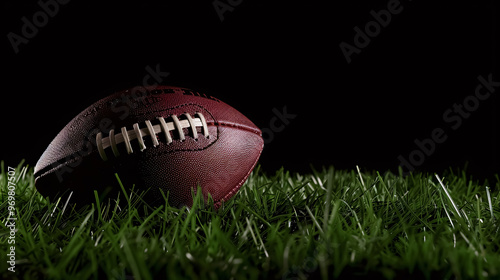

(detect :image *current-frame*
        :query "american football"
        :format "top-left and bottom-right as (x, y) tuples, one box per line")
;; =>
(34, 86), (264, 208)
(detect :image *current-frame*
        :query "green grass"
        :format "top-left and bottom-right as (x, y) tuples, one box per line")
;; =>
(1, 161), (500, 279)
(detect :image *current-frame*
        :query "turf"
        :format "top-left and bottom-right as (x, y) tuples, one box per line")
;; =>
(1, 161), (500, 280)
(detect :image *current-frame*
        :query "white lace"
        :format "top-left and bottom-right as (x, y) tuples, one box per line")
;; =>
(96, 112), (209, 161)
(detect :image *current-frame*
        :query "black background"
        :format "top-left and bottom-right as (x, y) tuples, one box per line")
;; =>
(3, 0), (499, 180)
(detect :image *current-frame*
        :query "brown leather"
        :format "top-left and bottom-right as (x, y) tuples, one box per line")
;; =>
(34, 86), (263, 208)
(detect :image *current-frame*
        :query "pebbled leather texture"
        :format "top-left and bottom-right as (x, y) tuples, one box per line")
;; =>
(34, 86), (264, 208)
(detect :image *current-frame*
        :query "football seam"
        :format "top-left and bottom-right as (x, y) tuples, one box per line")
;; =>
(132, 102), (208, 117)
(216, 121), (262, 136)
(130, 102), (261, 136)
(34, 121), (260, 180)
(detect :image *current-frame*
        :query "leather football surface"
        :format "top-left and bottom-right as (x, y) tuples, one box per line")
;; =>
(34, 86), (264, 208)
